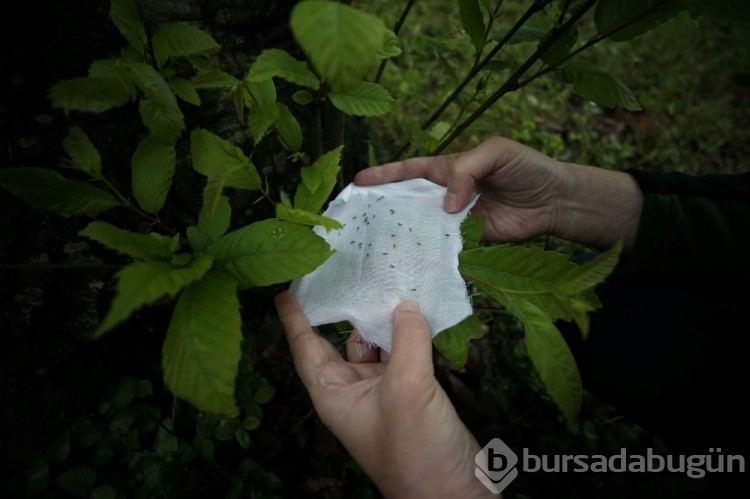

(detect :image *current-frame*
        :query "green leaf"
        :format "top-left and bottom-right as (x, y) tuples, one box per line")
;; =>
(0, 167), (120, 214)
(190, 129), (262, 213)
(93, 254), (214, 337)
(290, 1), (387, 92)
(162, 270), (242, 416)
(191, 70), (240, 89)
(125, 60), (181, 111)
(49, 77), (132, 113)
(507, 299), (582, 422)
(292, 90), (313, 106)
(329, 81), (394, 117)
(138, 97), (186, 141)
(375, 30), (402, 60)
(245, 80), (278, 144)
(433, 314), (485, 368)
(200, 195), (232, 241)
(188, 195), (232, 252)
(132, 135), (176, 213)
(56, 465), (96, 497)
(252, 377), (276, 404)
(110, 0), (147, 59)
(245, 48), (320, 90)
(560, 60), (641, 111)
(209, 220), (334, 288)
(275, 204), (343, 232)
(62, 127), (103, 178)
(459, 0), (487, 54)
(152, 22), (221, 67)
(235, 429), (251, 449)
(458, 244), (600, 323)
(539, 25), (578, 66)
(169, 76), (201, 105)
(556, 239), (623, 296)
(79, 221), (176, 261)
(294, 146), (343, 213)
(460, 214), (485, 251)
(594, 0), (690, 41)
(492, 26), (547, 44)
(275, 103), (303, 152)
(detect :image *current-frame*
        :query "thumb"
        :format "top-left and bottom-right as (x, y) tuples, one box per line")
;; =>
(385, 301), (434, 380)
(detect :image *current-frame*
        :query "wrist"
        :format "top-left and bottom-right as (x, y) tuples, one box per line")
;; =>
(552, 162), (643, 251)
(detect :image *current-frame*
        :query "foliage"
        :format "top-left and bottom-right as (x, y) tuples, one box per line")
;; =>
(1, 4), (737, 484)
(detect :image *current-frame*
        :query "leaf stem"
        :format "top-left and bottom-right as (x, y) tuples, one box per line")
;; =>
(389, 0), (552, 161)
(431, 0), (597, 155)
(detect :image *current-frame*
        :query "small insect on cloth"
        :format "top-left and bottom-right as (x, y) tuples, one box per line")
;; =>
(289, 178), (479, 352)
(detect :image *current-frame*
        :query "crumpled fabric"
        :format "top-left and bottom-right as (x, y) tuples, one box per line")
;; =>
(289, 178), (479, 351)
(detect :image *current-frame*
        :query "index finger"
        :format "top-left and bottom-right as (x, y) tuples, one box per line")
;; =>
(274, 292), (341, 389)
(353, 155), (457, 187)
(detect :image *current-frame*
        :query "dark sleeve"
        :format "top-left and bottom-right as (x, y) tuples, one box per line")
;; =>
(558, 169), (750, 493)
(621, 169), (750, 283)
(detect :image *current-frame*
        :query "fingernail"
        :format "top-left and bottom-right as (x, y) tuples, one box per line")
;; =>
(397, 301), (419, 313)
(444, 192), (459, 213)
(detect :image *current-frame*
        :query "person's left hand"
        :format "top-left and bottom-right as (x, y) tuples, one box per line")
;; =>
(275, 292), (493, 499)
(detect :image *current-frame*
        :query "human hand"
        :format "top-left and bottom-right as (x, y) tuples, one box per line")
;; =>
(355, 136), (642, 249)
(275, 292), (494, 499)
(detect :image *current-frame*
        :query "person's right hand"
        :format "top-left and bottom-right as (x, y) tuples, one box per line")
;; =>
(355, 136), (643, 250)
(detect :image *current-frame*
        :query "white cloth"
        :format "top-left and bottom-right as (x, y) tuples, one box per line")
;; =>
(289, 178), (479, 351)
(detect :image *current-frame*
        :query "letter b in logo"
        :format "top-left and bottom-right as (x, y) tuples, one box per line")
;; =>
(475, 438), (519, 494)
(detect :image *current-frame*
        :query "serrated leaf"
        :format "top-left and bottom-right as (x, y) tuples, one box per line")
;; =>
(88, 58), (138, 99)
(492, 26), (547, 44)
(290, 1), (387, 92)
(433, 314), (485, 368)
(191, 70), (240, 89)
(63, 127), (102, 178)
(458, 245), (600, 323)
(375, 30), (401, 60)
(125, 61), (181, 110)
(132, 135), (176, 213)
(294, 146), (343, 213)
(556, 239), (623, 296)
(49, 77), (132, 113)
(169, 77), (201, 105)
(245, 48), (320, 90)
(190, 130), (261, 215)
(110, 0), (147, 59)
(245, 80), (278, 144)
(459, 0), (487, 54)
(275, 204), (343, 232)
(594, 0), (689, 41)
(460, 214), (485, 251)
(209, 220), (334, 289)
(507, 299), (582, 422)
(560, 60), (641, 111)
(0, 167), (120, 214)
(162, 270), (242, 416)
(139, 97), (186, 141)
(79, 221), (175, 261)
(152, 22), (221, 67)
(94, 254), (214, 337)
(275, 103), (303, 152)
(329, 81), (394, 117)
